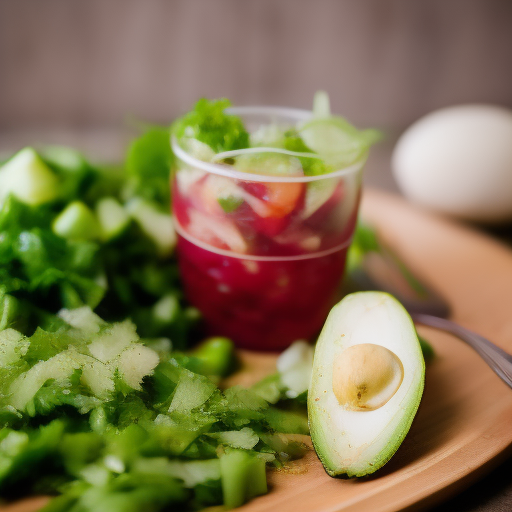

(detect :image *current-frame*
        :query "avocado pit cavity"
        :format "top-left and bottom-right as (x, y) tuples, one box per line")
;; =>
(332, 343), (404, 411)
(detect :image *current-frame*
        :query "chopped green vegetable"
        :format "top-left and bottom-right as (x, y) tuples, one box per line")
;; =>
(218, 196), (244, 213)
(95, 197), (130, 241)
(220, 449), (267, 509)
(52, 201), (102, 241)
(173, 98), (249, 153)
(0, 148), (60, 207)
(125, 127), (173, 205)
(192, 337), (236, 377)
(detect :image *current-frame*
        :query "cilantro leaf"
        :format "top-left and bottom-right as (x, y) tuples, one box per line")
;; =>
(173, 99), (249, 153)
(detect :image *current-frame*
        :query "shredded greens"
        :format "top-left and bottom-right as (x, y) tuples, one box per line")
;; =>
(0, 311), (310, 511)
(0, 133), (312, 510)
(172, 99), (250, 154)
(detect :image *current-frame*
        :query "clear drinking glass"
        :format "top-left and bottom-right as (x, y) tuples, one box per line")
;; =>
(171, 107), (366, 350)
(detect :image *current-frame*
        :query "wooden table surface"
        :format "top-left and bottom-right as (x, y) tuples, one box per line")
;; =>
(1, 131), (512, 511)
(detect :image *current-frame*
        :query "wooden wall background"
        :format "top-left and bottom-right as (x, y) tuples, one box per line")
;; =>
(1, 0), (512, 130)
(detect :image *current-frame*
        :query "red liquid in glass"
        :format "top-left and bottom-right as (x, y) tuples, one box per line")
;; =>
(172, 166), (360, 350)
(176, 235), (347, 351)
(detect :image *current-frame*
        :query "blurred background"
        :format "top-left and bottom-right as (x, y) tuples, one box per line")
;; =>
(1, 0), (512, 191)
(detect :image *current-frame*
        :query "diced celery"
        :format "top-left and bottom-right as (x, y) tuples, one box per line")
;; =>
(79, 355), (116, 398)
(9, 351), (82, 411)
(125, 198), (176, 256)
(88, 320), (139, 363)
(276, 340), (314, 398)
(152, 294), (179, 324)
(169, 372), (217, 414)
(58, 306), (106, 335)
(117, 345), (160, 391)
(251, 373), (284, 404)
(260, 433), (310, 460)
(192, 337), (235, 377)
(104, 424), (148, 465)
(220, 449), (267, 509)
(79, 463), (111, 487)
(265, 407), (309, 435)
(0, 329), (29, 367)
(0, 420), (65, 486)
(133, 457), (221, 488)
(0, 293), (26, 333)
(0, 148), (59, 206)
(95, 197), (130, 241)
(209, 427), (259, 450)
(222, 386), (269, 421)
(52, 201), (102, 241)
(59, 432), (104, 475)
(150, 414), (212, 456)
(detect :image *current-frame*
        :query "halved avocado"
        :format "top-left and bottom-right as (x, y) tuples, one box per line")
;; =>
(308, 291), (425, 477)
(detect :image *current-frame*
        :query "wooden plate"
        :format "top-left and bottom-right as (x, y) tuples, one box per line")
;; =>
(3, 189), (512, 512)
(236, 189), (512, 512)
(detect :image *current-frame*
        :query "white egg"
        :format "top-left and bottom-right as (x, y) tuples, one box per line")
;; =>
(392, 105), (512, 223)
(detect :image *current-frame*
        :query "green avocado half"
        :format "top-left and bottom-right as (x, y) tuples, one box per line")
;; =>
(308, 291), (425, 477)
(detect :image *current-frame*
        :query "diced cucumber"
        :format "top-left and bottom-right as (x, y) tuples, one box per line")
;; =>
(218, 196), (244, 213)
(58, 432), (104, 476)
(192, 337), (235, 377)
(79, 463), (111, 487)
(0, 293), (26, 333)
(40, 145), (88, 174)
(152, 294), (179, 324)
(251, 373), (284, 404)
(88, 320), (139, 363)
(299, 118), (363, 162)
(152, 414), (212, 456)
(58, 306), (106, 335)
(302, 179), (338, 219)
(234, 152), (303, 177)
(0, 329), (29, 367)
(79, 355), (116, 398)
(125, 198), (176, 256)
(265, 408), (309, 435)
(9, 350), (82, 411)
(117, 345), (160, 391)
(169, 372), (217, 414)
(276, 340), (314, 398)
(220, 449), (267, 509)
(0, 148), (59, 206)
(95, 197), (130, 241)
(52, 201), (102, 241)
(259, 433), (310, 460)
(209, 427), (259, 450)
(133, 457), (221, 488)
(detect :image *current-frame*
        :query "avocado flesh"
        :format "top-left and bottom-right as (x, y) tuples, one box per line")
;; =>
(308, 291), (425, 477)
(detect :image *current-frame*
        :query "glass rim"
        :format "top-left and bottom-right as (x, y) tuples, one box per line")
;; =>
(171, 105), (367, 183)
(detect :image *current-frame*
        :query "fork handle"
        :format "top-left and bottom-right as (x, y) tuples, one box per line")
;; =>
(412, 313), (512, 389)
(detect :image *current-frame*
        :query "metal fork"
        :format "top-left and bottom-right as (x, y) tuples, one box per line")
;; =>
(344, 245), (512, 389)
